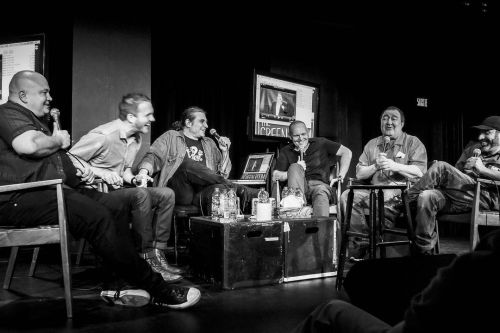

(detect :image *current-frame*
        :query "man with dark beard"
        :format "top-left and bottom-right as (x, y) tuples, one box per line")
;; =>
(406, 115), (500, 254)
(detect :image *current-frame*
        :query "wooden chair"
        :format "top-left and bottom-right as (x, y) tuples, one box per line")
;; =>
(0, 179), (73, 318)
(436, 178), (500, 252)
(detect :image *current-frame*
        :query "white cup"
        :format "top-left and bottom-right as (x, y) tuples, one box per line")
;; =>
(256, 202), (272, 221)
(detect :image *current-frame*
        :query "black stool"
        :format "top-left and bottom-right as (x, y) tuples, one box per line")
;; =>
(335, 182), (415, 291)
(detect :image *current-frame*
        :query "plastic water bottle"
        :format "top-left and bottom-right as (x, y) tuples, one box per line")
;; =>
(211, 188), (220, 220)
(258, 187), (269, 203)
(227, 188), (237, 220)
(219, 189), (228, 218)
(281, 186), (290, 199)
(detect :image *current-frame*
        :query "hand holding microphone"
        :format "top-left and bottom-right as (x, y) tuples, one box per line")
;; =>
(464, 148), (484, 175)
(50, 108), (71, 149)
(210, 128), (231, 151)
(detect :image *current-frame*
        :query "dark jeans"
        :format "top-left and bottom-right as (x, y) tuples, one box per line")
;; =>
(85, 186), (175, 252)
(168, 158), (259, 214)
(293, 299), (402, 333)
(0, 186), (166, 295)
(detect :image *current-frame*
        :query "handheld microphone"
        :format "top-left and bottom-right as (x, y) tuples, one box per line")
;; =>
(383, 135), (391, 152)
(473, 148), (481, 158)
(209, 128), (221, 141)
(50, 108), (62, 131)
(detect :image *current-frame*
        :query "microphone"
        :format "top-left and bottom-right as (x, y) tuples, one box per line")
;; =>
(383, 135), (391, 152)
(50, 108), (62, 131)
(209, 128), (221, 141)
(473, 148), (481, 158)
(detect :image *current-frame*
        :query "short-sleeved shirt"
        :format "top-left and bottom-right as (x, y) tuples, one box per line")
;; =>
(455, 143), (500, 175)
(275, 137), (341, 184)
(69, 119), (142, 179)
(184, 135), (205, 166)
(358, 132), (427, 185)
(0, 101), (78, 204)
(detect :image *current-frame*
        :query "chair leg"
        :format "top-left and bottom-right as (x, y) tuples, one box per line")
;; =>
(173, 214), (178, 266)
(336, 189), (354, 291)
(60, 234), (73, 318)
(434, 221), (441, 254)
(28, 247), (40, 277)
(3, 246), (19, 289)
(76, 239), (86, 266)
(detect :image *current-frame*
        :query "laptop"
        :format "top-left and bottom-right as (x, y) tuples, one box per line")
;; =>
(231, 152), (274, 186)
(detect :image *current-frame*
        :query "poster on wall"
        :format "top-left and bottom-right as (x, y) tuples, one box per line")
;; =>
(250, 70), (319, 141)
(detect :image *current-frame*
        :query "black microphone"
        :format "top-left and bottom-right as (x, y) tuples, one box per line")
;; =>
(50, 108), (62, 131)
(209, 128), (221, 141)
(473, 148), (481, 158)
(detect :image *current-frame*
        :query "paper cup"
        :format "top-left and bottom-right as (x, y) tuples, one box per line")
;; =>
(256, 202), (272, 221)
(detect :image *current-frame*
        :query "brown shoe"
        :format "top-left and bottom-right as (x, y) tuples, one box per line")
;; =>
(142, 251), (183, 283)
(154, 249), (185, 275)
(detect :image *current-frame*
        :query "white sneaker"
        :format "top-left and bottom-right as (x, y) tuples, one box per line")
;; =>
(100, 289), (151, 307)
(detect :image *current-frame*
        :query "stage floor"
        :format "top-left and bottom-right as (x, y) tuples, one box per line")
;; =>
(0, 236), (468, 333)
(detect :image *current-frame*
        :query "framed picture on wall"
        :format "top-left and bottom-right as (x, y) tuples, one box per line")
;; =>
(249, 70), (319, 142)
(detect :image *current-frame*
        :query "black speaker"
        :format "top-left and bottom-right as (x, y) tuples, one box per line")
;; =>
(343, 254), (456, 325)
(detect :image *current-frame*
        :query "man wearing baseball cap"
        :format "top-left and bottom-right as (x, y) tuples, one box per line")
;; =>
(406, 115), (500, 254)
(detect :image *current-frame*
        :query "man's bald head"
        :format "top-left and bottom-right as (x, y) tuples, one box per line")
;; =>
(9, 70), (52, 117)
(9, 70), (47, 98)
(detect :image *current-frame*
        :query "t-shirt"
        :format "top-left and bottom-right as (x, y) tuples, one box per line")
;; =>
(184, 136), (205, 165)
(275, 137), (341, 184)
(0, 101), (79, 204)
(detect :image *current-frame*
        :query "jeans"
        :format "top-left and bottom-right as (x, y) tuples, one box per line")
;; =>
(292, 299), (403, 333)
(168, 157), (258, 214)
(407, 161), (498, 251)
(0, 187), (166, 295)
(287, 163), (332, 217)
(85, 186), (175, 252)
(339, 188), (402, 237)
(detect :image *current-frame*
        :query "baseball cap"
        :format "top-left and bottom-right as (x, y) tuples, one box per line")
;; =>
(472, 116), (500, 131)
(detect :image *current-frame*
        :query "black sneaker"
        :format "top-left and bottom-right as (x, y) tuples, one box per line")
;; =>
(151, 285), (201, 309)
(100, 289), (151, 307)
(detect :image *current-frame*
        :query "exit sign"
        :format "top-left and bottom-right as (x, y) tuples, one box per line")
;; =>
(417, 98), (428, 107)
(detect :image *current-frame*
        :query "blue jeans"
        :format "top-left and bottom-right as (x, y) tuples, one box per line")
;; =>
(339, 188), (401, 238)
(99, 186), (175, 252)
(407, 161), (498, 251)
(287, 163), (332, 217)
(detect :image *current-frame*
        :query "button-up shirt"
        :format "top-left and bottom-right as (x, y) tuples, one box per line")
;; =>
(358, 132), (427, 185)
(69, 119), (141, 181)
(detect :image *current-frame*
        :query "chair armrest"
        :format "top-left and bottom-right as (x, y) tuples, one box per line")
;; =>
(0, 179), (63, 193)
(477, 178), (500, 186)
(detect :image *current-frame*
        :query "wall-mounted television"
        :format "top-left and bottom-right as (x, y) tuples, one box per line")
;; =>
(250, 70), (319, 142)
(0, 34), (45, 104)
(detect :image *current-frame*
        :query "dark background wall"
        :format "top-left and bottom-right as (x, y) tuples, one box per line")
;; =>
(1, 1), (496, 182)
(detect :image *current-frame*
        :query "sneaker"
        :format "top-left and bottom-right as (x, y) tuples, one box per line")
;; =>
(151, 285), (201, 309)
(100, 289), (151, 307)
(154, 249), (185, 275)
(347, 244), (369, 262)
(142, 252), (183, 283)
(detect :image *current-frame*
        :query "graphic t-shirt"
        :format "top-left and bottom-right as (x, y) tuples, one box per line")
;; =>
(184, 136), (205, 165)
